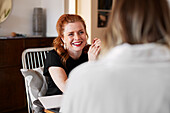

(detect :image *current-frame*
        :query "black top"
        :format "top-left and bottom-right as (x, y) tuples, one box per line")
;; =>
(43, 49), (88, 96)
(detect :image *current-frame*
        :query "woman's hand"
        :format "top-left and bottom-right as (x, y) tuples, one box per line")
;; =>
(88, 38), (101, 61)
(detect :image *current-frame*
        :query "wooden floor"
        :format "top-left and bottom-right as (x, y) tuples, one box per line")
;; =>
(3, 107), (28, 113)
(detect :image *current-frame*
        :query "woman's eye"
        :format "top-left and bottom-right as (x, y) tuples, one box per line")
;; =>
(68, 33), (73, 36)
(79, 31), (84, 35)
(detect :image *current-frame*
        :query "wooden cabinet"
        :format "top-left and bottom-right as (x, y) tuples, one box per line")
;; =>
(0, 37), (55, 112)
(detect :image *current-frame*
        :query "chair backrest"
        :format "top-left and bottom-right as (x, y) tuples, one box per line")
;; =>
(21, 47), (53, 113)
(22, 47), (53, 69)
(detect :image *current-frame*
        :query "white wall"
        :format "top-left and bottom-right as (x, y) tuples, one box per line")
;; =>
(77, 0), (107, 43)
(42, 0), (65, 36)
(0, 0), (64, 37)
(77, 0), (92, 43)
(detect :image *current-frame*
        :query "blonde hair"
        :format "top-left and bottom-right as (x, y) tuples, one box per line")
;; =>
(102, 0), (170, 54)
(53, 14), (88, 66)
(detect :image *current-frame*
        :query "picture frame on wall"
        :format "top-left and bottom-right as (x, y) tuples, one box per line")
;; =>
(98, 11), (110, 27)
(98, 0), (112, 10)
(97, 0), (112, 27)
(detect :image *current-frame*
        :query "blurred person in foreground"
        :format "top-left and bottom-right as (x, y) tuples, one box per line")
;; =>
(61, 0), (170, 113)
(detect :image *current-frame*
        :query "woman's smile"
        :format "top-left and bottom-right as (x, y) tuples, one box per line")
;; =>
(72, 41), (83, 47)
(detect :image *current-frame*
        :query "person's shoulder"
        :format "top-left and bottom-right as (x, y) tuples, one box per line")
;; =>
(69, 61), (102, 79)
(46, 49), (62, 61)
(47, 49), (59, 56)
(66, 60), (106, 90)
(48, 49), (56, 54)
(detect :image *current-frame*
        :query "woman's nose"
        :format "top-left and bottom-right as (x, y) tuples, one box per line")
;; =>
(74, 33), (80, 39)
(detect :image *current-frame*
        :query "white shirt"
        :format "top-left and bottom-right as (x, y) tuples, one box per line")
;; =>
(61, 43), (170, 113)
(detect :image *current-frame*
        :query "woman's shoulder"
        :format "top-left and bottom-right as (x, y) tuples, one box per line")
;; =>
(69, 61), (101, 78)
(46, 49), (61, 59)
(45, 49), (64, 68)
(49, 49), (56, 53)
(48, 49), (59, 55)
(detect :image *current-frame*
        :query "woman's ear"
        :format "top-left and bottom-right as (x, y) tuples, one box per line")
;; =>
(86, 33), (89, 40)
(61, 37), (65, 43)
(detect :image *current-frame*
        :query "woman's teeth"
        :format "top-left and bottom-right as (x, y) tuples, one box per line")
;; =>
(73, 42), (81, 45)
(72, 42), (82, 46)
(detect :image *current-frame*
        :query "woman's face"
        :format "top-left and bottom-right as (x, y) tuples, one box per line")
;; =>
(62, 22), (87, 53)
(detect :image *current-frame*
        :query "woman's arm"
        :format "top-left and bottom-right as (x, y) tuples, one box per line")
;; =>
(48, 66), (67, 92)
(88, 38), (101, 61)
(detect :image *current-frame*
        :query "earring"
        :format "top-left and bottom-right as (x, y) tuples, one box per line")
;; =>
(64, 43), (67, 50)
(61, 39), (67, 50)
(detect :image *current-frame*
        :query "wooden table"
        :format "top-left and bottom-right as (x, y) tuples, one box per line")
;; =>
(44, 108), (60, 113)
(44, 109), (55, 113)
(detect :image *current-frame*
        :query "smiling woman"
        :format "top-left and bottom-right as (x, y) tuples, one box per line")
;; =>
(0, 0), (12, 23)
(43, 14), (101, 97)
